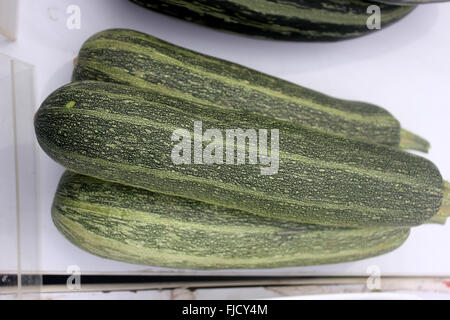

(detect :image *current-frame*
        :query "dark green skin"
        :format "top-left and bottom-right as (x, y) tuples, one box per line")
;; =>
(129, 0), (415, 41)
(35, 81), (444, 227)
(53, 171), (411, 270)
(73, 29), (402, 147)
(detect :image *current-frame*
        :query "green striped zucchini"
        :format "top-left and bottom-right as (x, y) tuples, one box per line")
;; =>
(35, 81), (445, 227)
(374, 1), (447, 4)
(128, 0), (415, 41)
(72, 29), (429, 152)
(52, 171), (411, 269)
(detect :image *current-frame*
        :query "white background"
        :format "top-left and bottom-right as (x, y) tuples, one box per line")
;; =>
(1, 0), (449, 276)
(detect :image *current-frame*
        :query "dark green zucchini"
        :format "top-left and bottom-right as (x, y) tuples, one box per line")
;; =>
(35, 81), (445, 227)
(72, 28), (429, 152)
(52, 171), (411, 270)
(129, 0), (415, 41)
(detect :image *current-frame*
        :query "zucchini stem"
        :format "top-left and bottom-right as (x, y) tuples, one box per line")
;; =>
(399, 129), (430, 153)
(427, 181), (450, 225)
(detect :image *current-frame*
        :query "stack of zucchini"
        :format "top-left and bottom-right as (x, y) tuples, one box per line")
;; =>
(34, 28), (449, 270)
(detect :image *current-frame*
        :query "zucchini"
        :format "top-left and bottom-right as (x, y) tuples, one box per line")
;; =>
(128, 0), (415, 41)
(72, 29), (429, 152)
(52, 171), (411, 270)
(35, 81), (445, 227)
